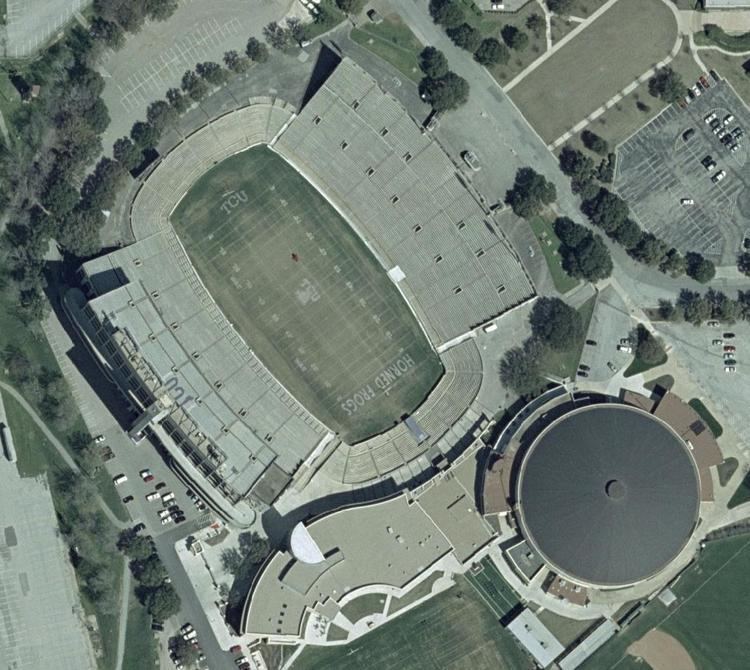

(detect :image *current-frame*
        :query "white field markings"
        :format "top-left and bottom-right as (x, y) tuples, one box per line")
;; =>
(466, 563), (516, 619)
(116, 16), (242, 112)
(180, 161), (430, 411)
(6, 0), (85, 58)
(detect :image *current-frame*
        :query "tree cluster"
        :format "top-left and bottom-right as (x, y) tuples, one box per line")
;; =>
(118, 528), (181, 621)
(632, 324), (666, 366)
(221, 531), (271, 576)
(648, 66), (685, 104)
(505, 167), (557, 218)
(554, 217), (613, 282)
(658, 288), (749, 326)
(546, 0), (573, 14)
(501, 25), (529, 52)
(418, 47), (471, 113)
(499, 297), (584, 396)
(559, 146), (715, 283)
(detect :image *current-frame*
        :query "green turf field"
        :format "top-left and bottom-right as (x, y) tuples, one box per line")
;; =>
(464, 556), (520, 619)
(171, 145), (443, 443)
(291, 576), (533, 670)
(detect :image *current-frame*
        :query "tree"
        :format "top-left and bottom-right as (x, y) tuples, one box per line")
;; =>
(145, 0), (179, 21)
(565, 233), (613, 282)
(554, 217), (589, 249)
(145, 99), (178, 133)
(144, 583), (181, 621)
(707, 288), (740, 323)
(117, 531), (154, 561)
(501, 25), (529, 51)
(133, 554), (168, 587)
(57, 206), (106, 256)
(246, 37), (269, 63)
(263, 22), (289, 50)
(499, 338), (545, 396)
(180, 70), (208, 101)
(170, 636), (200, 666)
(529, 297), (583, 351)
(474, 38), (509, 66)
(612, 218), (643, 250)
(166, 87), (190, 113)
(583, 187), (629, 234)
(559, 146), (594, 180)
(659, 248), (687, 277)
(80, 157), (125, 210)
(2, 346), (32, 384)
(648, 67), (684, 104)
(419, 46), (448, 78)
(526, 13), (545, 38)
(630, 233), (668, 266)
(677, 290), (712, 325)
(657, 299), (679, 321)
(546, 0), (573, 13)
(221, 548), (244, 575)
(419, 71), (470, 112)
(68, 430), (101, 475)
(634, 324), (666, 365)
(447, 23), (482, 52)
(429, 0), (465, 28)
(238, 531), (271, 564)
(223, 50), (251, 73)
(686, 251), (716, 283)
(738, 251), (750, 275)
(42, 177), (79, 216)
(196, 61), (228, 86)
(89, 17), (125, 49)
(285, 17), (306, 45)
(505, 167), (556, 218)
(581, 129), (609, 155)
(113, 137), (143, 170)
(130, 120), (161, 149)
(336, 0), (363, 12)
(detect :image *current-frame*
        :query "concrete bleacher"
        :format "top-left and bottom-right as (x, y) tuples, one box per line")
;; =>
(274, 57), (535, 346)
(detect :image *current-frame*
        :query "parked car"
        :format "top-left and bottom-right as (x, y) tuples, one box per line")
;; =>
(607, 361), (618, 372)
(724, 345), (736, 352)
(366, 8), (383, 23)
(725, 366), (737, 373)
(680, 198), (694, 205)
(139, 469), (154, 482)
(155, 482), (167, 490)
(704, 112), (717, 124)
(94, 434), (106, 443)
(708, 320), (720, 327)
(617, 344), (633, 353)
(724, 332), (736, 339)
(700, 75), (710, 88)
(585, 339), (597, 346)
(113, 474), (128, 486)
(724, 113), (735, 126)
(577, 370), (589, 378)
(122, 495), (134, 504)
(724, 359), (737, 366)
(151, 621), (164, 632)
(724, 352), (736, 360)
(682, 128), (695, 141)
(578, 364), (591, 371)
(146, 492), (161, 502)
(712, 339), (724, 345)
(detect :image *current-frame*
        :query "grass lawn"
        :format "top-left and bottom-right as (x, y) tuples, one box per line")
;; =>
(699, 50), (750, 108)
(550, 15), (578, 45)
(350, 14), (423, 82)
(509, 0), (678, 143)
(387, 572), (442, 615)
(464, 556), (520, 619)
(340, 593), (387, 624)
(567, 0), (610, 17)
(0, 71), (21, 136)
(303, 0), (346, 41)
(291, 576), (533, 670)
(624, 351), (668, 378)
(535, 610), (595, 647)
(171, 145), (444, 443)
(728, 472), (750, 509)
(121, 596), (158, 670)
(528, 215), (580, 294)
(542, 295), (596, 379)
(688, 398), (723, 437)
(717, 457), (738, 487)
(87, 562), (124, 670)
(559, 49), (702, 156)
(694, 26), (750, 53)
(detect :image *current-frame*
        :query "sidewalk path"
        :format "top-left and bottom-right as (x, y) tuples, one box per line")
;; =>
(114, 567), (131, 670)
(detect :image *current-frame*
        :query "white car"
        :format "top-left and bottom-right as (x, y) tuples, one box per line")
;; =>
(94, 434), (106, 443)
(691, 85), (701, 97)
(113, 474), (128, 486)
(725, 366), (737, 373)
(712, 339), (723, 345)
(616, 344), (632, 354)
(712, 170), (726, 183)
(724, 113), (735, 126)
(145, 492), (160, 502)
(708, 320), (720, 327)
(161, 516), (174, 525)
(680, 198), (694, 205)
(704, 112), (717, 124)
(724, 352), (736, 360)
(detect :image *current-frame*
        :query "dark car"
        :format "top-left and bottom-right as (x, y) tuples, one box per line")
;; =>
(585, 339), (597, 346)
(155, 482), (167, 490)
(133, 522), (146, 533)
(724, 332), (736, 339)
(151, 621), (164, 632)
(122, 495), (134, 504)
(682, 128), (695, 141)
(578, 364), (590, 372)
(577, 370), (589, 378)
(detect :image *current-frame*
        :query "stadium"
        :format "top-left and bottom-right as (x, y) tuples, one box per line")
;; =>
(67, 57), (534, 524)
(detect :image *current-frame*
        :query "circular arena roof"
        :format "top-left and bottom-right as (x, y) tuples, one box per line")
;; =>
(516, 404), (700, 587)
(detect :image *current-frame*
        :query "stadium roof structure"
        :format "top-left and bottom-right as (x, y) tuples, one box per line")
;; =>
(516, 404), (700, 587)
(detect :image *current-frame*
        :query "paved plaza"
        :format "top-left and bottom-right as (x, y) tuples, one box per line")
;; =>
(615, 80), (750, 264)
(0, 463), (96, 670)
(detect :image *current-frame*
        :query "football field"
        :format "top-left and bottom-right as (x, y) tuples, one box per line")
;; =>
(170, 145), (443, 443)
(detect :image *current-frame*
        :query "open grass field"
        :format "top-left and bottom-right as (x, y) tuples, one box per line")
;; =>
(542, 295), (596, 379)
(121, 596), (158, 670)
(624, 350), (668, 378)
(536, 609), (595, 647)
(350, 14), (423, 82)
(528, 215), (580, 295)
(728, 472), (750, 509)
(584, 536), (750, 669)
(340, 592), (386, 624)
(171, 146), (443, 444)
(509, 0), (678, 144)
(291, 576), (533, 670)
(700, 50), (750, 108)
(464, 556), (520, 619)
(688, 398), (723, 438)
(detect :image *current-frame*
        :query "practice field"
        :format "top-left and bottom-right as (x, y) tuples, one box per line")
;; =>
(508, 0), (678, 144)
(291, 577), (534, 670)
(171, 146), (443, 444)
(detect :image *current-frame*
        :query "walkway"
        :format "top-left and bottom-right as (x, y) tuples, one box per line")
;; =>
(114, 568), (131, 670)
(504, 0), (620, 92)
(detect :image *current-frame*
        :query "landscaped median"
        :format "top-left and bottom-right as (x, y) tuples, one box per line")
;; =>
(350, 14), (424, 82)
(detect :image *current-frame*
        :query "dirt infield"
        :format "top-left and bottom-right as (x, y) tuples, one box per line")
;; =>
(628, 629), (696, 670)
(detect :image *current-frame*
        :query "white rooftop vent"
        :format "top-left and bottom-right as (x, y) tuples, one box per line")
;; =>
(289, 522), (325, 565)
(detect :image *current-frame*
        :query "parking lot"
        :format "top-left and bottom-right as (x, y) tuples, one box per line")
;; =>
(5, 0), (86, 57)
(615, 80), (750, 264)
(577, 286), (635, 383)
